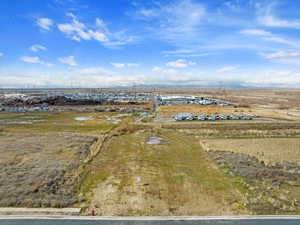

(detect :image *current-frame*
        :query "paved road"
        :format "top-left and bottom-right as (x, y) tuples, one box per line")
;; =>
(1, 218), (300, 225)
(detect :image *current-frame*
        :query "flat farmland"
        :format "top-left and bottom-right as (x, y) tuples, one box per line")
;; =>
(202, 138), (300, 166)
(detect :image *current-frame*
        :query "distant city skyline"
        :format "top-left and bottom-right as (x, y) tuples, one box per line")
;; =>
(1, 0), (300, 88)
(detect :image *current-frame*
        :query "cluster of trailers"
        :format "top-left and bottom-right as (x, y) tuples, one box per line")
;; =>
(174, 113), (256, 121)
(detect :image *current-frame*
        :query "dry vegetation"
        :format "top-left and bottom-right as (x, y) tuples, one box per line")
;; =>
(201, 138), (300, 214)
(80, 129), (247, 216)
(0, 110), (131, 208)
(1, 88), (300, 215)
(202, 138), (300, 166)
(0, 133), (97, 207)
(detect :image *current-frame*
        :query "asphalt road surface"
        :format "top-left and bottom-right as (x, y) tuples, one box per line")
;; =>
(1, 219), (300, 225)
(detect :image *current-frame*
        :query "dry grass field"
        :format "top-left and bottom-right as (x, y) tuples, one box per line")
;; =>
(202, 138), (300, 166)
(80, 129), (247, 216)
(0, 111), (123, 134)
(1, 88), (300, 215)
(0, 133), (97, 207)
(0, 111), (134, 208)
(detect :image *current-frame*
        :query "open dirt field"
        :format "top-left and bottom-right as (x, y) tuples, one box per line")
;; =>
(202, 138), (300, 166)
(80, 129), (247, 216)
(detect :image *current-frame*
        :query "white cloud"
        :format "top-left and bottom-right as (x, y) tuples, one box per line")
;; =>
(217, 65), (240, 72)
(264, 50), (300, 65)
(111, 63), (125, 68)
(152, 66), (162, 72)
(21, 56), (43, 64)
(58, 56), (77, 66)
(151, 66), (178, 75)
(163, 49), (216, 58)
(30, 44), (47, 52)
(57, 13), (135, 47)
(241, 28), (300, 49)
(77, 67), (114, 75)
(262, 36), (300, 48)
(2, 67), (300, 88)
(166, 59), (195, 68)
(0, 52), (3, 57)
(265, 50), (300, 59)
(20, 56), (53, 67)
(127, 63), (139, 67)
(57, 13), (108, 42)
(240, 29), (271, 36)
(257, 3), (300, 29)
(111, 63), (139, 68)
(243, 70), (300, 88)
(223, 0), (241, 12)
(36, 18), (53, 31)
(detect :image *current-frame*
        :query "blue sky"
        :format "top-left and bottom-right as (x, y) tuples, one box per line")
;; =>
(1, 0), (300, 88)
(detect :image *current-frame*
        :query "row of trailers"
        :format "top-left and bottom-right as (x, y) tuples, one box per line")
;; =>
(174, 113), (257, 121)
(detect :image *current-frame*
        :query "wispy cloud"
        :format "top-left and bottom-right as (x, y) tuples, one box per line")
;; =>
(136, 0), (205, 43)
(163, 49), (217, 58)
(127, 63), (139, 67)
(151, 66), (178, 75)
(77, 67), (114, 75)
(263, 36), (300, 48)
(20, 56), (52, 66)
(111, 63), (139, 68)
(111, 63), (125, 68)
(265, 50), (300, 59)
(30, 44), (47, 52)
(166, 59), (195, 68)
(264, 50), (300, 65)
(240, 28), (300, 49)
(36, 18), (53, 31)
(58, 56), (77, 66)
(240, 29), (271, 36)
(257, 2), (300, 29)
(0, 52), (3, 57)
(217, 64), (240, 72)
